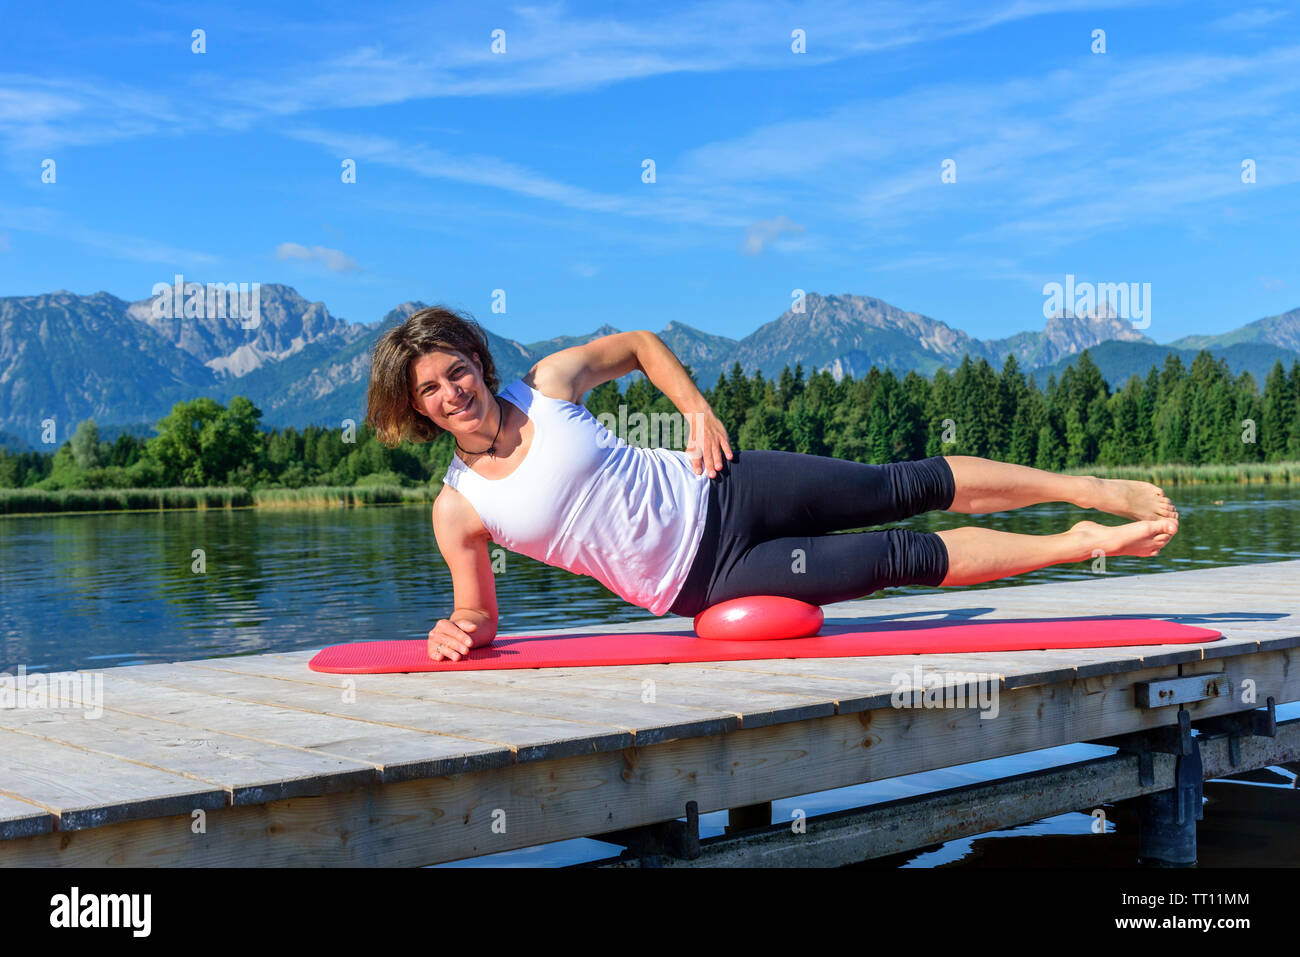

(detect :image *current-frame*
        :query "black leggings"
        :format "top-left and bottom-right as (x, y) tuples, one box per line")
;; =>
(668, 449), (956, 618)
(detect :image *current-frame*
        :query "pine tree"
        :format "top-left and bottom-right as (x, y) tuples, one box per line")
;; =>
(738, 405), (787, 451)
(1154, 355), (1190, 463)
(1007, 379), (1042, 466)
(999, 354), (1032, 463)
(726, 361), (751, 438)
(1136, 367), (1159, 463)
(1233, 372), (1264, 463)
(1099, 378), (1141, 465)
(831, 376), (873, 462)
(1035, 421), (1066, 470)
(0, 450), (19, 488)
(926, 368), (956, 457)
(1287, 360), (1300, 459)
(1064, 405), (1088, 467)
(898, 371), (931, 462)
(777, 365), (796, 406)
(865, 371), (903, 463)
(949, 355), (997, 457)
(1260, 361), (1291, 462)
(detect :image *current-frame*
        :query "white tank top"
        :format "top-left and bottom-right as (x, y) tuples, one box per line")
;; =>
(440, 378), (711, 616)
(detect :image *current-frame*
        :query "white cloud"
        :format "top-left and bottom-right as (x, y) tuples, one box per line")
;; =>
(282, 126), (749, 229)
(0, 1), (1150, 155)
(742, 215), (806, 255)
(208, 1), (1142, 116)
(0, 75), (181, 155)
(1209, 8), (1289, 31)
(3, 0), (1295, 279)
(275, 242), (362, 273)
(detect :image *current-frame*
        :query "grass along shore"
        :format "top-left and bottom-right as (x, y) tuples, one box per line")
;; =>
(0, 484), (437, 516)
(2, 460), (1298, 515)
(1079, 460), (1300, 484)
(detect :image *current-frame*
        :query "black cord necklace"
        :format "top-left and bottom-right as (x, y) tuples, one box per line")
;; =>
(453, 395), (505, 458)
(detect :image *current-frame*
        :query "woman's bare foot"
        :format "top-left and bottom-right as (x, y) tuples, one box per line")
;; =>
(1087, 477), (1179, 522)
(1071, 518), (1179, 558)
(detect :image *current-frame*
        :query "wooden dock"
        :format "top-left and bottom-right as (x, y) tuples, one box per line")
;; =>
(1, 560), (1298, 867)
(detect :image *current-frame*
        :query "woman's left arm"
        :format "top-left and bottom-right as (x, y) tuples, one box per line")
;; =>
(535, 330), (734, 477)
(631, 331), (734, 479)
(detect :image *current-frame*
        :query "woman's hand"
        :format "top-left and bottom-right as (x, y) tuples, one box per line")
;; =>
(686, 409), (734, 479)
(428, 617), (481, 662)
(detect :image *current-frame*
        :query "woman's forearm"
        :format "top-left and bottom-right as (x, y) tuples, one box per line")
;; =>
(630, 331), (734, 476)
(634, 331), (712, 417)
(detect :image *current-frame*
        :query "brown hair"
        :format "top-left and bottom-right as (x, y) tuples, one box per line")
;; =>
(366, 305), (500, 448)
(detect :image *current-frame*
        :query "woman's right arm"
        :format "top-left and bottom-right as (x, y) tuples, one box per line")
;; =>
(429, 487), (499, 661)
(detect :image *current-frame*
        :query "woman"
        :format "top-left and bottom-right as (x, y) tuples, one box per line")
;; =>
(366, 307), (1179, 661)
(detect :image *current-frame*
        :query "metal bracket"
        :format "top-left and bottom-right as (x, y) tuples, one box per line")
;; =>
(601, 801), (700, 865)
(1191, 697), (1277, 767)
(1173, 733), (1204, 826)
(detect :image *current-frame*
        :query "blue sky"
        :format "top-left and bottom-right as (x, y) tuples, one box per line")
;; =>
(1, 0), (1298, 346)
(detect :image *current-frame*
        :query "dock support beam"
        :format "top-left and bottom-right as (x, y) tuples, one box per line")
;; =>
(1102, 700), (1280, 867)
(1134, 734), (1203, 866)
(1096, 708), (1204, 866)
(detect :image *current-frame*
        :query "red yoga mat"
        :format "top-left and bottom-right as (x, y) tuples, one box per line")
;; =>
(307, 618), (1222, 674)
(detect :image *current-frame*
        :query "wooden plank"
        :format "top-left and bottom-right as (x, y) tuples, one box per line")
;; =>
(441, 671), (834, 730)
(6, 648), (1297, 865)
(470, 661), (917, 715)
(138, 662), (740, 747)
(654, 660), (916, 711)
(100, 665), (647, 760)
(0, 702), (377, 805)
(181, 655), (838, 730)
(0, 728), (227, 830)
(71, 674), (512, 781)
(686, 652), (1081, 692)
(1255, 634), (1300, 654)
(467, 661), (912, 716)
(0, 793), (54, 841)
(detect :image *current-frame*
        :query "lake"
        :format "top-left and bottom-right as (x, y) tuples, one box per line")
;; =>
(2, 480), (1297, 866)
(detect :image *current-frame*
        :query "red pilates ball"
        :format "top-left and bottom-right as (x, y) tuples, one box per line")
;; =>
(693, 596), (824, 641)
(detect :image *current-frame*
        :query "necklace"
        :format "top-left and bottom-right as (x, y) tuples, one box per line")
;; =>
(453, 395), (505, 458)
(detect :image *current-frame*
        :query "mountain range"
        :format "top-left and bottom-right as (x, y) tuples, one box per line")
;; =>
(2, 285), (1297, 451)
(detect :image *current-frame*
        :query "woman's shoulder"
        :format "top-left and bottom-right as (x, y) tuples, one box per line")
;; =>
(519, 361), (585, 406)
(432, 483), (489, 539)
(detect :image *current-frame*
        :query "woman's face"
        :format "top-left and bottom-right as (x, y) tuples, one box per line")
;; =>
(408, 350), (492, 434)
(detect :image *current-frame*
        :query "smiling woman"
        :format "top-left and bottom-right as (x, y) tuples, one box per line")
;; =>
(364, 306), (1180, 666)
(364, 305), (723, 661)
(366, 306), (501, 446)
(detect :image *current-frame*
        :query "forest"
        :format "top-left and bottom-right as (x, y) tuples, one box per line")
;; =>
(2, 349), (1298, 493)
